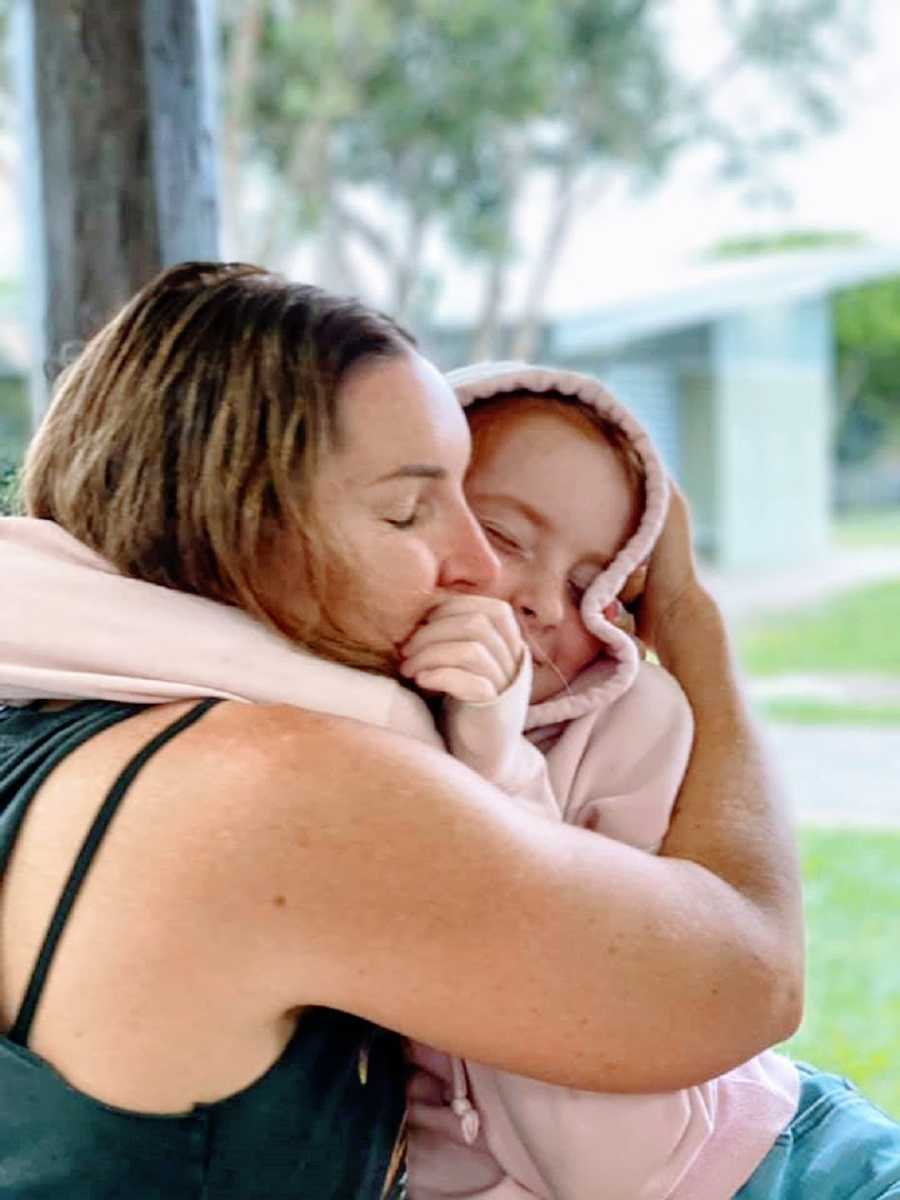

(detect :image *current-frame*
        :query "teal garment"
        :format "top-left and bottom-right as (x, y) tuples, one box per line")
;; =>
(0, 700), (408, 1199)
(734, 1063), (900, 1199)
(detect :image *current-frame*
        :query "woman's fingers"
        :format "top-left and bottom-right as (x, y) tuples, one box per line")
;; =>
(636, 482), (702, 649)
(619, 564), (648, 607)
(603, 598), (636, 638)
(603, 598), (647, 659)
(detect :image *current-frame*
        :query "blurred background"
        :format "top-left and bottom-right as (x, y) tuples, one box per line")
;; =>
(0, 0), (898, 1112)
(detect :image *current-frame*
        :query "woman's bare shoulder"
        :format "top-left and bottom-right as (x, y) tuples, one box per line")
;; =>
(190, 698), (447, 787)
(160, 698), (462, 882)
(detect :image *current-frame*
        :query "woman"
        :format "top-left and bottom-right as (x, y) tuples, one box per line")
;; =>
(0, 262), (802, 1197)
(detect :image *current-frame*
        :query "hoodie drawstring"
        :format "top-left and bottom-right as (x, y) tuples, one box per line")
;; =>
(450, 1056), (481, 1144)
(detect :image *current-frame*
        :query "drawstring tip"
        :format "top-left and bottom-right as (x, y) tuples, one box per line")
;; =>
(451, 1096), (480, 1145)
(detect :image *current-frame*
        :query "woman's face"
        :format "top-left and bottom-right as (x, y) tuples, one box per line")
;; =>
(304, 351), (501, 662)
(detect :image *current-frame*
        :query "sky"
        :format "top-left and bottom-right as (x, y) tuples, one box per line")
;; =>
(429, 0), (900, 322)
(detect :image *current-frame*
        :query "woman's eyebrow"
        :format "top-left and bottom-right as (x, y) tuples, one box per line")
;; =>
(369, 465), (446, 486)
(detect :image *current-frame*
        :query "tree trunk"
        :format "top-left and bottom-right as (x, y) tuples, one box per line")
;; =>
(472, 253), (509, 362)
(221, 0), (264, 254)
(392, 208), (428, 323)
(510, 159), (580, 362)
(315, 188), (362, 296)
(16, 0), (220, 421)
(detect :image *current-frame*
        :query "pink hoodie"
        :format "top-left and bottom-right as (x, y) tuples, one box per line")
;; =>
(0, 361), (798, 1199)
(399, 364), (799, 1200)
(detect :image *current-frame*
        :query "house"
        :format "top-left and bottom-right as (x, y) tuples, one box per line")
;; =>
(428, 244), (900, 571)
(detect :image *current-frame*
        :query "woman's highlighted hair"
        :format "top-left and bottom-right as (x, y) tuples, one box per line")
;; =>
(23, 261), (414, 666)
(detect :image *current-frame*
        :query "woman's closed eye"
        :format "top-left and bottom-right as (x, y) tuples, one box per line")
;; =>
(384, 496), (429, 529)
(386, 509), (419, 529)
(385, 505), (424, 529)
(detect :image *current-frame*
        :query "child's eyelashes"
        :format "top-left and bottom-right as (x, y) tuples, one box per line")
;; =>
(567, 580), (587, 605)
(480, 523), (522, 554)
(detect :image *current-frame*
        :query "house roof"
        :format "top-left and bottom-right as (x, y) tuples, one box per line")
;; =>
(552, 243), (900, 355)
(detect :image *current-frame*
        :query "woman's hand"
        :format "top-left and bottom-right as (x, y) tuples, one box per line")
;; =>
(399, 595), (524, 704)
(634, 482), (707, 657)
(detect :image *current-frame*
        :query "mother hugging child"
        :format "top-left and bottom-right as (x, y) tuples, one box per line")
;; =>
(1, 262), (898, 1198)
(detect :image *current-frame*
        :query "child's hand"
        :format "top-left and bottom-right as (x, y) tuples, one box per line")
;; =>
(399, 596), (524, 703)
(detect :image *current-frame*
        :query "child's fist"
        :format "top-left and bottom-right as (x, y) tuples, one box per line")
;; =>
(399, 596), (524, 703)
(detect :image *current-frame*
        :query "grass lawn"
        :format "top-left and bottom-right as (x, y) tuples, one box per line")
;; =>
(737, 579), (900, 677)
(832, 507), (900, 549)
(758, 699), (900, 726)
(783, 827), (900, 1118)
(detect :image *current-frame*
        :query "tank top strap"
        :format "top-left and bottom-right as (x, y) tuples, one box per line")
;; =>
(8, 698), (221, 1047)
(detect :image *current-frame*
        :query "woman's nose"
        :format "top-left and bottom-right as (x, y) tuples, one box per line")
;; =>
(442, 508), (501, 592)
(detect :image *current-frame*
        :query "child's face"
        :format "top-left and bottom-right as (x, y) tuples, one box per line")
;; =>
(465, 404), (640, 704)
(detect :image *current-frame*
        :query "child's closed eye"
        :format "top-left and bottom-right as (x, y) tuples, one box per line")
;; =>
(480, 523), (522, 554)
(567, 579), (587, 605)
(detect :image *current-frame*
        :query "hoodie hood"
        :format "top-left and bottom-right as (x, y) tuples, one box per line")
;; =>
(449, 361), (669, 730)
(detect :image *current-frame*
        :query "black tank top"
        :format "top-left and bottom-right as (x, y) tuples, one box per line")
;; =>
(0, 700), (407, 1198)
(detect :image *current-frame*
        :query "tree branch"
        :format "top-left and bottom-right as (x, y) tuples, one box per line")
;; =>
(221, 0), (265, 253)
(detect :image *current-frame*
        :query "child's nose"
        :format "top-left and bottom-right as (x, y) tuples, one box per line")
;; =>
(518, 579), (565, 629)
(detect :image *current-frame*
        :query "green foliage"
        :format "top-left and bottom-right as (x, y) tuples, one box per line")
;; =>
(710, 229), (865, 259)
(0, 456), (19, 516)
(834, 277), (900, 460)
(833, 507), (900, 548)
(785, 828), (900, 1117)
(759, 699), (900, 727)
(737, 580), (900, 676)
(219, 0), (872, 334)
(0, 375), (29, 449)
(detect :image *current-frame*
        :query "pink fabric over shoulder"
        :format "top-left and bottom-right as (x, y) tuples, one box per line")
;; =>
(0, 516), (442, 747)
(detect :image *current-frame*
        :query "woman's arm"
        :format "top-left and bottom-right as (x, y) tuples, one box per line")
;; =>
(638, 486), (805, 1033)
(180, 682), (802, 1096)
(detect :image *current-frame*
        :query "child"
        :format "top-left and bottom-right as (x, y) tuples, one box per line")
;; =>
(0, 362), (798, 1199)
(400, 363), (799, 1200)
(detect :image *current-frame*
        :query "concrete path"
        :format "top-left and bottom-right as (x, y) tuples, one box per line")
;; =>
(698, 545), (900, 829)
(767, 723), (900, 829)
(749, 674), (900, 706)
(701, 546), (900, 627)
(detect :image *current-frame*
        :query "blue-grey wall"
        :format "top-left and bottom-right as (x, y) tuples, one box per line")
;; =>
(711, 297), (832, 569)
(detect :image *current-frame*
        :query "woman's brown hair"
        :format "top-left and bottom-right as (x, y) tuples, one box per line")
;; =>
(23, 260), (414, 667)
